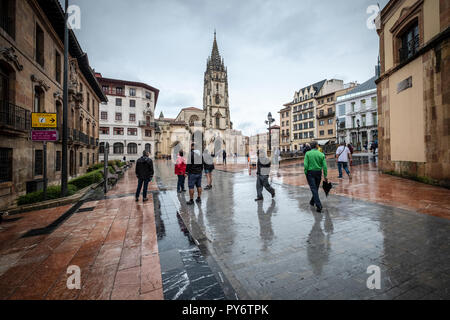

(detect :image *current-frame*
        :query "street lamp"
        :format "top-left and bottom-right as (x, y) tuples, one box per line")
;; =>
(356, 119), (361, 151)
(265, 112), (275, 156)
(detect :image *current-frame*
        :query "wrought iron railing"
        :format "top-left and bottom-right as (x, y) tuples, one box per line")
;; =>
(0, 100), (31, 131)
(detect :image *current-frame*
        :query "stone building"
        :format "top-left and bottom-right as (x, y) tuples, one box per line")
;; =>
(95, 74), (159, 162)
(315, 84), (358, 145)
(281, 79), (345, 151)
(376, 0), (449, 186)
(336, 76), (378, 149)
(0, 0), (106, 209)
(278, 106), (291, 152)
(153, 32), (246, 159)
(248, 126), (280, 158)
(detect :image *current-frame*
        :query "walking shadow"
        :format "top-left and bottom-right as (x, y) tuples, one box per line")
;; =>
(257, 200), (276, 251)
(306, 209), (334, 276)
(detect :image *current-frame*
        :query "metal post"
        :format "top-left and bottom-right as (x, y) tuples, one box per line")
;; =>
(43, 141), (47, 201)
(104, 143), (109, 194)
(61, 0), (69, 197)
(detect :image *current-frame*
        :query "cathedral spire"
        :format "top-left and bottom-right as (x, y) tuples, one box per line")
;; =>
(209, 30), (223, 71)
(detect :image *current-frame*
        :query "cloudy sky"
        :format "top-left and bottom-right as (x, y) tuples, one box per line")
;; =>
(68, 0), (389, 136)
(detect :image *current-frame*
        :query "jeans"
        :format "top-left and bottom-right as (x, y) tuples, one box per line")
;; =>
(337, 161), (350, 177)
(306, 170), (322, 208)
(177, 175), (185, 192)
(136, 178), (150, 199)
(256, 175), (274, 199)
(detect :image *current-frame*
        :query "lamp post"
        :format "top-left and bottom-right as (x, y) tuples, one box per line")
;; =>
(356, 119), (361, 151)
(61, 0), (69, 197)
(265, 112), (275, 156)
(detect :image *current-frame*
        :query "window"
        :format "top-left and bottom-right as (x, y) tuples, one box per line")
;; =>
(399, 22), (419, 63)
(101, 112), (108, 120)
(100, 127), (109, 135)
(371, 97), (377, 108)
(129, 113), (136, 122)
(116, 87), (123, 95)
(281, 121), (284, 127)
(87, 93), (90, 112)
(55, 51), (61, 83)
(56, 151), (61, 172)
(293, 115), (297, 122)
(92, 99), (95, 116)
(113, 143), (124, 154)
(80, 83), (83, 92)
(309, 121), (314, 129)
(129, 88), (136, 96)
(362, 115), (366, 126)
(99, 142), (105, 154)
(320, 130), (324, 136)
(216, 116), (220, 128)
(352, 116), (356, 128)
(373, 112), (378, 126)
(86, 152), (89, 166)
(327, 107), (333, 114)
(34, 87), (44, 112)
(129, 99), (136, 107)
(127, 143), (138, 154)
(92, 153), (95, 164)
(115, 112), (122, 121)
(145, 143), (151, 153)
(113, 127), (124, 135)
(146, 91), (151, 99)
(308, 112), (313, 118)
(309, 131), (314, 138)
(328, 129), (333, 135)
(328, 119), (333, 124)
(127, 128), (137, 136)
(338, 117), (346, 129)
(361, 99), (366, 109)
(0, 148), (12, 182)
(79, 152), (83, 167)
(351, 102), (355, 112)
(35, 150), (43, 175)
(319, 110), (324, 117)
(294, 133), (298, 140)
(319, 120), (324, 126)
(286, 120), (289, 126)
(102, 85), (109, 93)
(298, 123), (302, 130)
(116, 98), (122, 106)
(145, 130), (152, 137)
(338, 104), (346, 116)
(35, 24), (44, 67)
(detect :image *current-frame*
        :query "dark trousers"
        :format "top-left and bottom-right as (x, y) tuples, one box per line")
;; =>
(337, 161), (350, 177)
(177, 175), (185, 192)
(256, 175), (274, 198)
(306, 170), (322, 208)
(136, 178), (150, 199)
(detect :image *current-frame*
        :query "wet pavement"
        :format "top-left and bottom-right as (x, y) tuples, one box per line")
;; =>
(156, 159), (450, 300)
(0, 159), (449, 300)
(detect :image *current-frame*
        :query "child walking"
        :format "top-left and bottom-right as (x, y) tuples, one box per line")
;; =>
(175, 150), (187, 193)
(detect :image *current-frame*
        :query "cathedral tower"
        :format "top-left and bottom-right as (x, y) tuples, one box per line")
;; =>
(203, 31), (231, 130)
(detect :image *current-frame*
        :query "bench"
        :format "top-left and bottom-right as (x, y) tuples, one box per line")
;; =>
(112, 165), (124, 177)
(106, 171), (119, 185)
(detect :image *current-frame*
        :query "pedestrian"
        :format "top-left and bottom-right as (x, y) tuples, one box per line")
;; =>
(336, 141), (352, 179)
(135, 150), (154, 202)
(204, 151), (215, 190)
(303, 143), (311, 155)
(318, 145), (323, 153)
(222, 150), (227, 165)
(347, 143), (354, 154)
(304, 141), (328, 213)
(254, 150), (275, 201)
(186, 143), (204, 205)
(175, 150), (187, 193)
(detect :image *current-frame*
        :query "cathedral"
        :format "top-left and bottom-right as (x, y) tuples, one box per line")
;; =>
(155, 32), (246, 158)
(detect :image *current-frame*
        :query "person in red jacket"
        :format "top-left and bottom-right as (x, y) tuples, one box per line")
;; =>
(175, 150), (187, 193)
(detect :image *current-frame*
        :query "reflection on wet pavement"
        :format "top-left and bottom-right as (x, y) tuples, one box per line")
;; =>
(155, 160), (450, 300)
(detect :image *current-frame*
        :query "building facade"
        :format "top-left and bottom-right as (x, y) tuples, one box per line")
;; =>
(0, 0), (106, 209)
(336, 76), (378, 150)
(279, 106), (291, 152)
(376, 0), (449, 186)
(152, 32), (246, 159)
(96, 74), (159, 162)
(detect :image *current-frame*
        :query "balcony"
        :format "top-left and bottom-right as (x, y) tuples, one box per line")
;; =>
(72, 129), (89, 145)
(316, 111), (335, 120)
(0, 100), (31, 132)
(102, 88), (125, 97)
(90, 136), (95, 147)
(139, 121), (156, 128)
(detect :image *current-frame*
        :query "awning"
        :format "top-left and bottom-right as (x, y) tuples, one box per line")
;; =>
(317, 140), (330, 146)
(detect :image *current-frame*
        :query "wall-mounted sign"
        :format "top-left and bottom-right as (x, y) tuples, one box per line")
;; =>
(397, 76), (412, 93)
(31, 130), (59, 141)
(31, 113), (57, 128)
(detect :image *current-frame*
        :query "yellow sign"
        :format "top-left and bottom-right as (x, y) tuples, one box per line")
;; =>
(32, 113), (57, 128)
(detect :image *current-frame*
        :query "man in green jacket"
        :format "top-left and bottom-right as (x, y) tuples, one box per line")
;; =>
(304, 141), (328, 212)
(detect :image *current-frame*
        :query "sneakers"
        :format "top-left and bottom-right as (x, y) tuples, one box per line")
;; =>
(181, 189), (186, 192)
(135, 198), (139, 202)
(309, 199), (315, 206)
(186, 199), (194, 205)
(143, 198), (148, 202)
(254, 197), (263, 202)
(204, 185), (212, 190)
(271, 190), (275, 198)
(316, 206), (322, 213)
(195, 197), (201, 203)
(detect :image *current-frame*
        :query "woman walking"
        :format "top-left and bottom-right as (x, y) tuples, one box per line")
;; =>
(204, 151), (215, 190)
(175, 150), (187, 193)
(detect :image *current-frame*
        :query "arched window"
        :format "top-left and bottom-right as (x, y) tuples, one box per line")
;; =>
(99, 142), (105, 154)
(127, 143), (137, 154)
(215, 115), (220, 128)
(113, 142), (124, 154)
(145, 143), (151, 154)
(189, 115), (199, 127)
